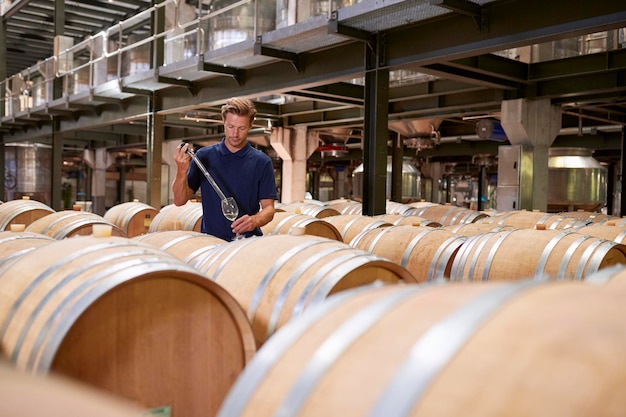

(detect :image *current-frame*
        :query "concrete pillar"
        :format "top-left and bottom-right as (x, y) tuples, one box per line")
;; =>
(147, 109), (164, 209)
(420, 161), (444, 203)
(270, 126), (318, 204)
(90, 148), (114, 215)
(51, 118), (63, 210)
(162, 140), (181, 205)
(500, 98), (561, 212)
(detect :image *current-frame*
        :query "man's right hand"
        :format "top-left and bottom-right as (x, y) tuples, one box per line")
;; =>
(172, 142), (194, 206)
(174, 142), (191, 169)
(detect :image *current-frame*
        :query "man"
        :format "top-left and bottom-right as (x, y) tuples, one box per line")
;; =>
(172, 97), (276, 241)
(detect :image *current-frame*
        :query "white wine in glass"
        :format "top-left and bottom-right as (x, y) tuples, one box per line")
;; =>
(221, 197), (243, 240)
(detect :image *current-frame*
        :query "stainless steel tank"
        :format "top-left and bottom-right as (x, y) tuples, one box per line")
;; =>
(547, 147), (607, 212)
(4, 142), (52, 205)
(352, 156), (421, 202)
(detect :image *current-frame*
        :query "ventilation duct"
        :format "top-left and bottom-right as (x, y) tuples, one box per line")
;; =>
(476, 119), (508, 142)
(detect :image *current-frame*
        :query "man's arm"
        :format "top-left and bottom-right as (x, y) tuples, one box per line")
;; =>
(253, 198), (276, 228)
(232, 198), (275, 234)
(172, 143), (194, 206)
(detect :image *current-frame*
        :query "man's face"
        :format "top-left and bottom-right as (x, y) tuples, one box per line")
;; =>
(223, 112), (252, 151)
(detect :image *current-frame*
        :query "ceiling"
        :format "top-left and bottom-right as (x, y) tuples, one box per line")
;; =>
(1, 0), (626, 174)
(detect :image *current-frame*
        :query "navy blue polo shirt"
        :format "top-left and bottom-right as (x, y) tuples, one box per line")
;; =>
(187, 140), (277, 241)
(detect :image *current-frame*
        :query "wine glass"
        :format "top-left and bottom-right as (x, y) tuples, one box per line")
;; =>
(221, 197), (243, 240)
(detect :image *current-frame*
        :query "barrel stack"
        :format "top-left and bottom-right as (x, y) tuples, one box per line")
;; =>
(1, 197), (625, 417)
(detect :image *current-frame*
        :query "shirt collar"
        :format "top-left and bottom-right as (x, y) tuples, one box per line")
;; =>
(218, 139), (251, 157)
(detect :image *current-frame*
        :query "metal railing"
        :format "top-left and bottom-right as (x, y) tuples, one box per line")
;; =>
(1, 0), (282, 117)
(8, 0), (620, 120)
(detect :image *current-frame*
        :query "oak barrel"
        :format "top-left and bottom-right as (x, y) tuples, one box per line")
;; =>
(190, 234), (416, 346)
(373, 213), (442, 228)
(277, 202), (341, 218)
(449, 228), (626, 281)
(0, 236), (255, 417)
(0, 230), (55, 267)
(595, 218), (626, 227)
(322, 214), (392, 244)
(443, 223), (516, 236)
(326, 199), (363, 215)
(558, 210), (617, 224)
(0, 198), (55, 230)
(477, 210), (590, 229)
(217, 279), (626, 417)
(149, 201), (203, 232)
(25, 211), (126, 239)
(411, 203), (489, 226)
(133, 230), (227, 262)
(385, 201), (422, 215)
(570, 224), (626, 245)
(584, 264), (626, 289)
(0, 363), (142, 417)
(103, 201), (159, 237)
(261, 211), (342, 241)
(350, 225), (466, 282)
(408, 200), (438, 208)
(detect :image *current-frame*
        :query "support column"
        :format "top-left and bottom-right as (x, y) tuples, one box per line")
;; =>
(270, 126), (318, 204)
(0, 12), (5, 200)
(362, 33), (389, 215)
(614, 126), (626, 217)
(91, 148), (113, 215)
(310, 168), (319, 200)
(334, 166), (346, 200)
(51, 117), (63, 210)
(500, 98), (561, 212)
(162, 140), (183, 205)
(0, 142), (4, 202)
(477, 165), (486, 211)
(0, 15), (6, 119)
(152, 0), (166, 68)
(118, 166), (127, 204)
(390, 133), (403, 203)
(53, 0), (65, 100)
(147, 96), (163, 208)
(420, 161), (444, 204)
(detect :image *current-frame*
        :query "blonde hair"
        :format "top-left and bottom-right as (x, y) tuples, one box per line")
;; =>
(221, 98), (257, 124)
